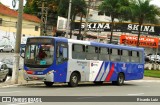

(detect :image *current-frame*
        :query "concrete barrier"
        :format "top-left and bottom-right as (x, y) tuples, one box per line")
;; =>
(145, 63), (160, 70)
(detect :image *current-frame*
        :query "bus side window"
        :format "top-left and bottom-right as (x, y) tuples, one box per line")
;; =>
(131, 51), (140, 63)
(72, 44), (85, 59)
(110, 49), (121, 62)
(121, 50), (130, 62)
(86, 46), (98, 60)
(139, 51), (143, 63)
(99, 47), (109, 61)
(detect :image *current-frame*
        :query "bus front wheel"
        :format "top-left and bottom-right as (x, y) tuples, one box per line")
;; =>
(44, 82), (54, 87)
(68, 72), (79, 87)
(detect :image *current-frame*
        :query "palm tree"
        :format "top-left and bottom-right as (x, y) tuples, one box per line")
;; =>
(99, 0), (130, 44)
(130, 0), (160, 47)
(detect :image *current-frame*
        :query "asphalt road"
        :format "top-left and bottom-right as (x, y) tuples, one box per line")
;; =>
(0, 80), (160, 105)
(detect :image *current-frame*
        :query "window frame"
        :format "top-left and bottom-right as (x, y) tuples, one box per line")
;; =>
(56, 42), (68, 64)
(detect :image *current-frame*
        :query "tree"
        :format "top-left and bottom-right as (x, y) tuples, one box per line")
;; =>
(130, 0), (160, 47)
(70, 0), (87, 38)
(58, 0), (87, 38)
(99, 0), (131, 44)
(24, 0), (60, 22)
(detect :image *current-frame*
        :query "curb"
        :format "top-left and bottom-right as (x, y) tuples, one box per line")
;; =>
(0, 81), (43, 88)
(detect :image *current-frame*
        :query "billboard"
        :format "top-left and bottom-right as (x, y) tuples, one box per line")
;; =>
(56, 16), (68, 31)
(73, 22), (160, 36)
(120, 35), (159, 48)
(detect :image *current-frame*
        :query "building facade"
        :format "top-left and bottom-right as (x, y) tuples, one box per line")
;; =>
(0, 4), (41, 46)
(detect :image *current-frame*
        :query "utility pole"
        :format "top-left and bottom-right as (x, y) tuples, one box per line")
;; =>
(40, 1), (45, 36)
(11, 0), (23, 84)
(83, 0), (91, 40)
(66, 0), (72, 38)
(40, 1), (48, 36)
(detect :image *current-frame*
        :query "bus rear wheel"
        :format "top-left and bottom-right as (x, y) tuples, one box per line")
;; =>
(68, 72), (79, 87)
(44, 82), (54, 87)
(112, 73), (124, 86)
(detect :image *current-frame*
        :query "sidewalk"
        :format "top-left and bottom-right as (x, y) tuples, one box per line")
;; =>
(0, 70), (42, 88)
(143, 76), (160, 80)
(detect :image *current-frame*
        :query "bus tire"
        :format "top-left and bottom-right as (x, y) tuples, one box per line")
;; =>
(112, 73), (124, 86)
(2, 74), (7, 82)
(117, 73), (125, 86)
(11, 49), (14, 52)
(44, 82), (54, 87)
(94, 81), (103, 85)
(68, 72), (79, 87)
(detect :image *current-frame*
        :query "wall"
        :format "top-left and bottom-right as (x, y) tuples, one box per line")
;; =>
(0, 14), (40, 47)
(0, 14), (40, 36)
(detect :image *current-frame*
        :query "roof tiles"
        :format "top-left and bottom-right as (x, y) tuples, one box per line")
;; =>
(0, 3), (41, 23)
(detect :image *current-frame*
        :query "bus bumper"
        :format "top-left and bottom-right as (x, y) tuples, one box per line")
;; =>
(23, 71), (54, 82)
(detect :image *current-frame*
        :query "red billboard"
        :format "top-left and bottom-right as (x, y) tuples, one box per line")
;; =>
(120, 35), (159, 48)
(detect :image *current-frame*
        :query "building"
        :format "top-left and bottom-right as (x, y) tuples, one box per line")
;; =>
(0, 3), (41, 46)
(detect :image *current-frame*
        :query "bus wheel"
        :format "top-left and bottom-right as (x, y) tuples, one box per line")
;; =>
(94, 81), (103, 85)
(44, 82), (54, 87)
(2, 75), (7, 82)
(68, 72), (79, 87)
(112, 73), (124, 86)
(117, 73), (125, 86)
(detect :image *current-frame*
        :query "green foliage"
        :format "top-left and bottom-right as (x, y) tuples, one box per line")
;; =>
(58, 0), (87, 19)
(129, 0), (160, 46)
(99, 0), (131, 43)
(57, 0), (69, 18)
(130, 0), (160, 24)
(144, 70), (160, 78)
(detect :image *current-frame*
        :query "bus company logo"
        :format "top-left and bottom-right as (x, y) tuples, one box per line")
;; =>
(122, 63), (126, 70)
(91, 63), (98, 67)
(138, 65), (143, 68)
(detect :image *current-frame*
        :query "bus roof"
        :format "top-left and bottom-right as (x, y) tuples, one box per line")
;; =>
(28, 36), (144, 51)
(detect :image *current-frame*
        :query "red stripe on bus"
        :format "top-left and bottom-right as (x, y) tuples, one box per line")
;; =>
(105, 64), (114, 82)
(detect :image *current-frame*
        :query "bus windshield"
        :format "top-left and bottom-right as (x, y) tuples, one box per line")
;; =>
(24, 43), (54, 67)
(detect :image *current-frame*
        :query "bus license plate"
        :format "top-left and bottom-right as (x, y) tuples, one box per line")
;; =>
(32, 76), (38, 80)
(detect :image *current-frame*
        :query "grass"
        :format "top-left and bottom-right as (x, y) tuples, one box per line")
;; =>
(144, 70), (160, 78)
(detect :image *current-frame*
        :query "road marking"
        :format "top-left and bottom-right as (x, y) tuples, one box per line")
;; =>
(7, 102), (34, 105)
(0, 91), (21, 94)
(128, 93), (144, 96)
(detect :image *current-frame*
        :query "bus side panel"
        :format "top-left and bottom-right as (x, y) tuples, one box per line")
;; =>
(53, 62), (68, 82)
(125, 63), (144, 80)
(66, 60), (90, 82)
(103, 62), (118, 82)
(104, 62), (144, 82)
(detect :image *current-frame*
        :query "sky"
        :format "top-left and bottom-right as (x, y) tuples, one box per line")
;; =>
(0, 0), (160, 9)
